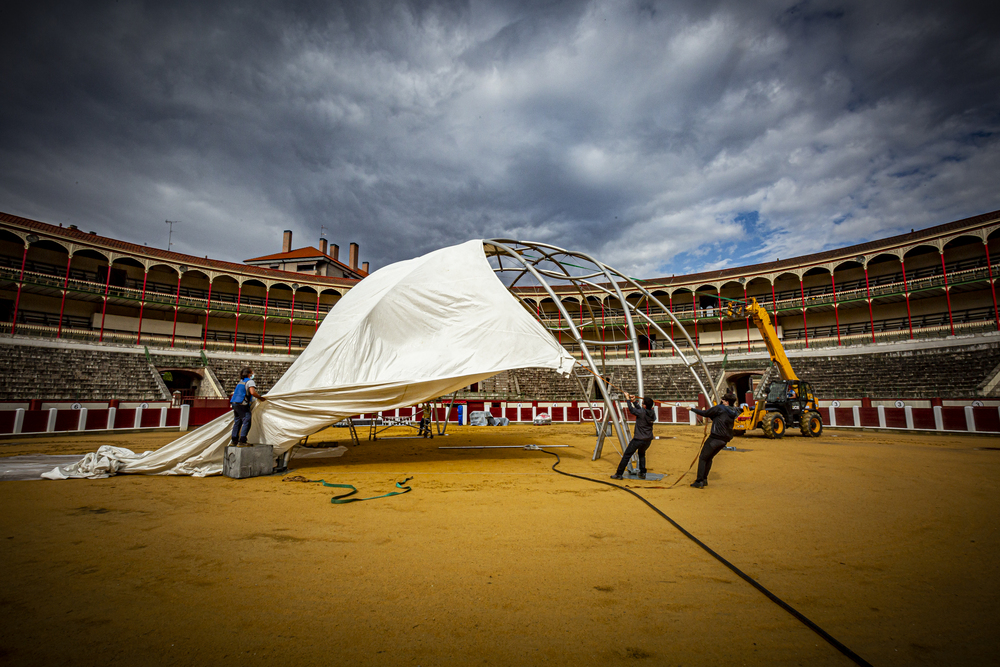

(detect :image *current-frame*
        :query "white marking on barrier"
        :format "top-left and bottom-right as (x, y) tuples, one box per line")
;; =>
(159, 407), (168, 427)
(852, 406), (860, 428)
(134, 407), (143, 429)
(108, 407), (117, 430)
(671, 406), (677, 423)
(965, 405), (976, 432)
(179, 405), (190, 431)
(689, 409), (696, 426)
(828, 407), (836, 427)
(877, 406), (886, 428)
(904, 406), (914, 430)
(933, 405), (944, 431)
(78, 408), (88, 431)
(46, 408), (57, 433)
(13, 408), (24, 435)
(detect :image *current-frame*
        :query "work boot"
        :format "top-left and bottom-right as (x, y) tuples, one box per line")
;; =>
(690, 480), (706, 489)
(610, 474), (623, 480)
(637, 472), (646, 480)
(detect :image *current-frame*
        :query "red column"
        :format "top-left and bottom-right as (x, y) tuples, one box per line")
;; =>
(830, 273), (841, 345)
(10, 244), (30, 336)
(900, 258), (914, 339)
(645, 299), (650, 358)
(692, 292), (699, 349)
(201, 280), (213, 350)
(233, 282), (243, 351)
(940, 252), (954, 335)
(799, 278), (808, 348)
(260, 287), (270, 352)
(287, 289), (297, 354)
(98, 260), (113, 342)
(985, 242), (999, 331)
(717, 290), (725, 354)
(863, 264), (876, 342)
(744, 286), (750, 351)
(171, 271), (182, 347)
(668, 294), (674, 356)
(136, 268), (149, 344)
(601, 300), (606, 363)
(56, 253), (73, 338)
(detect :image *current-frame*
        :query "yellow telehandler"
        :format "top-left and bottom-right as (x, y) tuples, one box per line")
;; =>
(723, 298), (823, 438)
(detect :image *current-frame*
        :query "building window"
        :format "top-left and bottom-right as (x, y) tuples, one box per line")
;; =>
(296, 264), (315, 271)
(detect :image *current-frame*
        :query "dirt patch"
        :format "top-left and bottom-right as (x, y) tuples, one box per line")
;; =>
(0, 423), (998, 666)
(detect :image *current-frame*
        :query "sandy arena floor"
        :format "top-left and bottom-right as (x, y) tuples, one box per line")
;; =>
(1, 422), (999, 666)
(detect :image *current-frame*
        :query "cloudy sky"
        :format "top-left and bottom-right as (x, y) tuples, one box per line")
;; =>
(2, 0), (998, 277)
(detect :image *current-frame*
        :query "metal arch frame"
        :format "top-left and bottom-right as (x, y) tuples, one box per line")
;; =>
(483, 239), (718, 460)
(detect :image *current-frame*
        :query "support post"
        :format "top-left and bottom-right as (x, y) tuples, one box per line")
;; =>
(13, 408), (24, 434)
(261, 286), (270, 352)
(136, 267), (149, 344)
(985, 241), (999, 331)
(46, 408), (58, 433)
(233, 281), (243, 351)
(78, 407), (88, 431)
(202, 279), (213, 350)
(940, 252), (954, 335)
(10, 243), (29, 336)
(901, 258), (914, 339)
(831, 273), (841, 345)
(179, 404), (190, 431)
(171, 271), (182, 347)
(287, 288), (296, 354)
(800, 277), (809, 348)
(99, 259), (113, 342)
(863, 264), (875, 342)
(57, 252), (73, 338)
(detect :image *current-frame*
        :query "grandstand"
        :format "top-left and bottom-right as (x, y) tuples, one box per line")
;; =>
(1, 208), (999, 433)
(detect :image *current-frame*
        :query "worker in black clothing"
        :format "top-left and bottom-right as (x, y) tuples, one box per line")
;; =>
(611, 393), (657, 480)
(689, 392), (740, 488)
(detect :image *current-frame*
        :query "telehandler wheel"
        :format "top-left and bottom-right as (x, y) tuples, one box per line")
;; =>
(800, 412), (823, 437)
(762, 413), (785, 439)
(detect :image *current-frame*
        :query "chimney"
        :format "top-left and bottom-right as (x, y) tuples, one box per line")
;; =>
(319, 238), (328, 255)
(362, 261), (369, 273)
(282, 230), (292, 253)
(330, 244), (339, 261)
(349, 242), (359, 270)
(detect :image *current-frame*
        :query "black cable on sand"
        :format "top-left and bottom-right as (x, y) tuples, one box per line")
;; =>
(536, 448), (873, 667)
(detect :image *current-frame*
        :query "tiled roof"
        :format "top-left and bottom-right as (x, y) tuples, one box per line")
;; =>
(244, 246), (366, 277)
(0, 211), (360, 288)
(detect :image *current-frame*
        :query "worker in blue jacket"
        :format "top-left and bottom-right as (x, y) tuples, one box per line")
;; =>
(689, 392), (740, 488)
(611, 392), (657, 480)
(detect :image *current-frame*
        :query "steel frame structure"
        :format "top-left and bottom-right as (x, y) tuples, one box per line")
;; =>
(483, 240), (717, 461)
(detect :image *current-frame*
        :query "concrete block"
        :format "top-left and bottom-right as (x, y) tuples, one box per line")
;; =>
(224, 445), (275, 479)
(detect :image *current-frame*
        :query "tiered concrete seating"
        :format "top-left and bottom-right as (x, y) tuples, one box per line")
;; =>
(473, 341), (1000, 401)
(208, 358), (293, 395)
(0, 342), (167, 401)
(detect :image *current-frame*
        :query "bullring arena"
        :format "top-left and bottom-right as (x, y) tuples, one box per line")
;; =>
(2, 209), (1000, 665)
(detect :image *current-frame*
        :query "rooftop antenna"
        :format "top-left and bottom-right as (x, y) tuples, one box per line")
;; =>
(165, 220), (180, 251)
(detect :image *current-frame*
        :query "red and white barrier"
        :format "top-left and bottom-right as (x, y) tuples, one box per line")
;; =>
(0, 405), (190, 436)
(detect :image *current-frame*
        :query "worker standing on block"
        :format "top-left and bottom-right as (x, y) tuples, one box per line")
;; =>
(230, 366), (267, 446)
(689, 392), (740, 488)
(611, 393), (656, 480)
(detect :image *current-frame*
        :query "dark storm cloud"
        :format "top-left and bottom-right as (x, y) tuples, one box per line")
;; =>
(1, 0), (998, 276)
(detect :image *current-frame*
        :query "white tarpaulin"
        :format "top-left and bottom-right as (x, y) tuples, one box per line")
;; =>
(43, 240), (574, 479)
